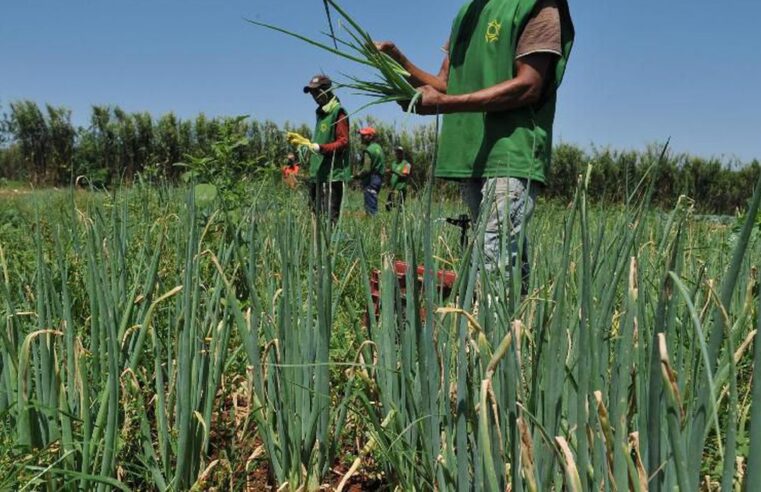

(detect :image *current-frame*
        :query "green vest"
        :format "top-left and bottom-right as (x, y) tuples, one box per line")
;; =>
(363, 142), (385, 175)
(309, 101), (351, 182)
(390, 160), (411, 191)
(436, 0), (574, 183)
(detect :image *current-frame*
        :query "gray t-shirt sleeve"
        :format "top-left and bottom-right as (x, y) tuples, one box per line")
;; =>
(516, 0), (562, 59)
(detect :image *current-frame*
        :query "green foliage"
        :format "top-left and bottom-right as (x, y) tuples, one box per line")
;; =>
(178, 116), (270, 211)
(0, 146), (22, 181)
(1, 175), (760, 490)
(1, 100), (760, 215)
(45, 105), (76, 183)
(8, 100), (50, 185)
(0, 101), (10, 148)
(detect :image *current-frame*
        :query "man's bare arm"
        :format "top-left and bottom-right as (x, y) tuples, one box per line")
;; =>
(375, 41), (449, 93)
(413, 53), (554, 115)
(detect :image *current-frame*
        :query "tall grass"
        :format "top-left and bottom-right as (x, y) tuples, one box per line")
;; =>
(0, 173), (760, 490)
(0, 190), (242, 489)
(352, 164), (761, 490)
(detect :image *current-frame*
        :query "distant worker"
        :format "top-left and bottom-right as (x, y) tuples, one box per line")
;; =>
(386, 146), (412, 211)
(357, 127), (385, 216)
(282, 152), (301, 189)
(287, 74), (350, 223)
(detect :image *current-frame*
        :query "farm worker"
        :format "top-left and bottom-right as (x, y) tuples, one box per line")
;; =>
(287, 74), (351, 223)
(386, 146), (412, 211)
(357, 127), (384, 216)
(376, 0), (574, 293)
(282, 152), (301, 189)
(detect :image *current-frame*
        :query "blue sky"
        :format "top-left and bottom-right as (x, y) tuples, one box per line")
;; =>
(2, 0), (760, 162)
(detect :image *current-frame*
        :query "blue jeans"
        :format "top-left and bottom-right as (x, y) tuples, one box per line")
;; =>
(363, 173), (382, 216)
(460, 177), (537, 293)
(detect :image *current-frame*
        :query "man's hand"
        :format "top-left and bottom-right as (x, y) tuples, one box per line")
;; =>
(374, 41), (401, 61)
(373, 39), (450, 92)
(412, 85), (448, 115)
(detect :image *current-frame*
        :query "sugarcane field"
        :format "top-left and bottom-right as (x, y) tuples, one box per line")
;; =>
(2, 1), (761, 491)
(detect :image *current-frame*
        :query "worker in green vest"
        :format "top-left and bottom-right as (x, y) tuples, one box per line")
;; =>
(376, 0), (574, 293)
(357, 127), (384, 216)
(386, 146), (411, 211)
(287, 74), (351, 223)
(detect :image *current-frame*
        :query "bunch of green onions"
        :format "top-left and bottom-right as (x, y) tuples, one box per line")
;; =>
(248, 0), (420, 112)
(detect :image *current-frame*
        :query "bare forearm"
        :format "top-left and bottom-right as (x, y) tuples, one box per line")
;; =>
(395, 50), (447, 91)
(415, 54), (553, 115)
(437, 78), (540, 113)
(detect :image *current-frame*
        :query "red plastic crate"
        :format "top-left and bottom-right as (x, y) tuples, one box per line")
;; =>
(366, 260), (457, 324)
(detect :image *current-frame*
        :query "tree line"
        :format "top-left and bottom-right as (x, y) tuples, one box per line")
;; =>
(0, 100), (311, 186)
(0, 100), (758, 214)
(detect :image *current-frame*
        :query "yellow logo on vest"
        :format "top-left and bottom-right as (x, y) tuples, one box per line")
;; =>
(485, 20), (502, 43)
(320, 123), (329, 133)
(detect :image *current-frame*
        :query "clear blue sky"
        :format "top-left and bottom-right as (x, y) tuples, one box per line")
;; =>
(2, 1), (760, 162)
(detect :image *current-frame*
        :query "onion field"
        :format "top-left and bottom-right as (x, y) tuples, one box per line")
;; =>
(1, 173), (761, 491)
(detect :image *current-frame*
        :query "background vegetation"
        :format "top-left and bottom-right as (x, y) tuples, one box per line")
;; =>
(1, 100), (759, 214)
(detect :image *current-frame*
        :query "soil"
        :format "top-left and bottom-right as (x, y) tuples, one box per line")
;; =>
(203, 361), (390, 490)
(243, 459), (387, 491)
(246, 461), (272, 491)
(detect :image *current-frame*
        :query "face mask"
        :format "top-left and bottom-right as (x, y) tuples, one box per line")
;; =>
(321, 97), (339, 113)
